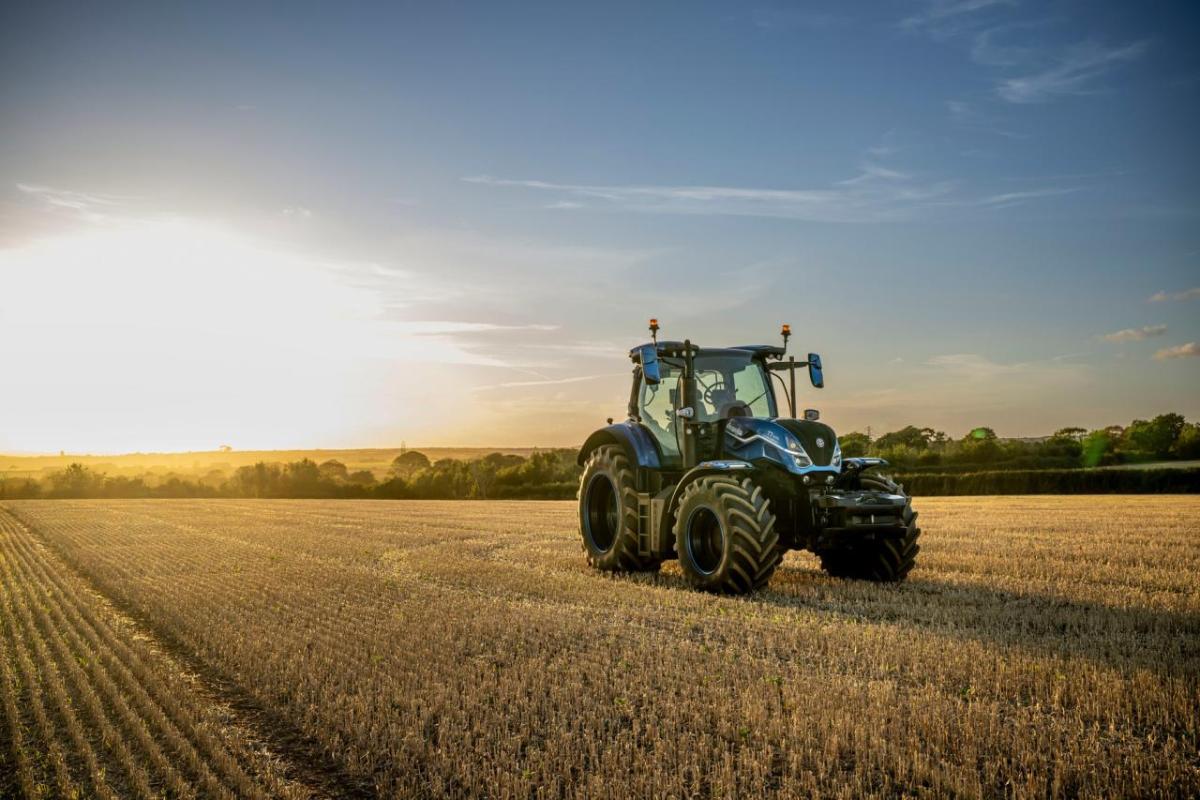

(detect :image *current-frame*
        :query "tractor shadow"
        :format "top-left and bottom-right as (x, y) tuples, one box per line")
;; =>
(663, 565), (1199, 676)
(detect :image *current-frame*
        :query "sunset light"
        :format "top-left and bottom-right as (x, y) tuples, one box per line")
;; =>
(1, 3), (1197, 798)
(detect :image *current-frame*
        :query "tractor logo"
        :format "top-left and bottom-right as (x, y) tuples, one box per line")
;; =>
(815, 437), (826, 449)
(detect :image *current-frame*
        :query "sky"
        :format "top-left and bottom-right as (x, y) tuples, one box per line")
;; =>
(1, 0), (1198, 454)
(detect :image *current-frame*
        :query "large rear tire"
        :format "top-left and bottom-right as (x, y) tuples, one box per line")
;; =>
(818, 475), (920, 582)
(578, 445), (661, 572)
(673, 475), (780, 594)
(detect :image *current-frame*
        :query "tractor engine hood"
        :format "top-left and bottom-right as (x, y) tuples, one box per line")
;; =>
(724, 417), (842, 475)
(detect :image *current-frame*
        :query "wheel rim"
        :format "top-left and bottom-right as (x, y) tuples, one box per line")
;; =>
(583, 474), (619, 552)
(685, 506), (725, 575)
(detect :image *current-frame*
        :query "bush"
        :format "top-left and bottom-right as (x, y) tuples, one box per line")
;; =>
(897, 468), (1200, 496)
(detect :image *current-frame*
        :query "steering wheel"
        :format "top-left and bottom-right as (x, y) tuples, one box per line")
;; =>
(702, 380), (728, 406)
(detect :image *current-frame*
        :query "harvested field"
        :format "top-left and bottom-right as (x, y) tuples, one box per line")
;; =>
(1, 496), (1197, 798)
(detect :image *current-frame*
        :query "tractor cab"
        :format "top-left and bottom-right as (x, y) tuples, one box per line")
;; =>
(630, 345), (778, 466)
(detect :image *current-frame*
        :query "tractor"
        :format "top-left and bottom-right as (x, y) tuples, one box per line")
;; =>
(576, 320), (920, 594)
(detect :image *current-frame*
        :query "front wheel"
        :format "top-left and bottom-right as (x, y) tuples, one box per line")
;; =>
(818, 475), (920, 582)
(673, 475), (780, 594)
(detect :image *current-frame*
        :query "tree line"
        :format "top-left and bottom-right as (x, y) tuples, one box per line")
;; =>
(2, 413), (1197, 500)
(840, 412), (1200, 472)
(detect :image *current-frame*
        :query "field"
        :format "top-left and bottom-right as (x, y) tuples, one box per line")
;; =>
(1, 497), (1197, 799)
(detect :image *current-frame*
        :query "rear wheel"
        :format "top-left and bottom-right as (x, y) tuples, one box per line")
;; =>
(578, 445), (661, 572)
(818, 475), (920, 582)
(673, 475), (780, 594)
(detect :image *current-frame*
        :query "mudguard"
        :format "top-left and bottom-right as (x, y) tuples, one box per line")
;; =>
(660, 459), (755, 537)
(577, 421), (663, 469)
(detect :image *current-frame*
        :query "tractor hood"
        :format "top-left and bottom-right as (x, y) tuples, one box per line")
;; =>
(724, 417), (842, 475)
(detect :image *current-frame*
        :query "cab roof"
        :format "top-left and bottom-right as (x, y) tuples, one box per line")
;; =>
(629, 342), (785, 360)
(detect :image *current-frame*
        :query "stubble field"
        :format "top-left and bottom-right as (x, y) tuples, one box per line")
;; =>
(0, 496), (1197, 799)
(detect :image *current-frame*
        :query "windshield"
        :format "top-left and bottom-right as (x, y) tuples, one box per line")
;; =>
(692, 354), (775, 421)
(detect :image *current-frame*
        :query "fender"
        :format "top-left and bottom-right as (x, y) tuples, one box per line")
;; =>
(577, 421), (663, 469)
(659, 459), (755, 539)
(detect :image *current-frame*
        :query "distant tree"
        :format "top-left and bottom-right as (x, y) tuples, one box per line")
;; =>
(1082, 428), (1117, 467)
(283, 459), (323, 495)
(199, 468), (227, 488)
(1052, 427), (1087, 442)
(839, 432), (870, 458)
(956, 427), (1001, 464)
(47, 463), (103, 498)
(319, 459), (348, 480)
(229, 462), (282, 498)
(1124, 413), (1186, 459)
(347, 469), (377, 486)
(874, 426), (933, 451)
(390, 450), (431, 478)
(1176, 423), (1200, 459)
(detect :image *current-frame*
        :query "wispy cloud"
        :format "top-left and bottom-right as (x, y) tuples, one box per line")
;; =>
(976, 187), (1081, 206)
(1099, 325), (1167, 343)
(923, 352), (1025, 378)
(16, 182), (131, 222)
(900, 0), (1016, 34)
(996, 39), (1149, 103)
(1153, 342), (1200, 360)
(471, 372), (626, 392)
(464, 172), (959, 223)
(396, 321), (559, 336)
(466, 167), (1086, 222)
(1149, 287), (1200, 302)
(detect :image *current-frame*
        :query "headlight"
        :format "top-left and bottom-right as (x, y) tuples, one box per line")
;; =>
(831, 441), (842, 468)
(782, 435), (813, 467)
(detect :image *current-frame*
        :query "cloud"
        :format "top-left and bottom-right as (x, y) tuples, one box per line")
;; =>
(1148, 287), (1200, 302)
(900, 0), (1016, 33)
(976, 187), (1081, 206)
(923, 353), (1024, 378)
(996, 39), (1149, 103)
(1153, 342), (1200, 360)
(1100, 325), (1167, 342)
(282, 206), (313, 218)
(397, 321), (559, 336)
(464, 173), (962, 224)
(471, 372), (627, 392)
(969, 24), (1038, 67)
(16, 182), (131, 222)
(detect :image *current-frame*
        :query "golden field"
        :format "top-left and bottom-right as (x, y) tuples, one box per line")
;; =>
(1, 496), (1197, 799)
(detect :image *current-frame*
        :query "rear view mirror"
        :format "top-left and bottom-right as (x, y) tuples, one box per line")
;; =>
(640, 344), (661, 384)
(808, 353), (824, 388)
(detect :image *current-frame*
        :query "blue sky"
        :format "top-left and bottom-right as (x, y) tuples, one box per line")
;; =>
(1, 0), (1198, 452)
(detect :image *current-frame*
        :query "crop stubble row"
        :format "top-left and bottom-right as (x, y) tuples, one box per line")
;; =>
(3, 496), (1198, 798)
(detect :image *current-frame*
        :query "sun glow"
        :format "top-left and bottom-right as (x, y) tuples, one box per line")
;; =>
(0, 218), (488, 453)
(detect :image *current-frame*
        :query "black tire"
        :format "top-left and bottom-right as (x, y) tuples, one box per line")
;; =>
(578, 445), (661, 572)
(818, 475), (920, 582)
(673, 475), (780, 594)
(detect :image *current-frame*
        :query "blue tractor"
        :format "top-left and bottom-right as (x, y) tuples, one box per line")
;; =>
(577, 320), (920, 594)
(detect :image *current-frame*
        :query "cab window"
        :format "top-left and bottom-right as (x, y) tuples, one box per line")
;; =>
(639, 365), (680, 460)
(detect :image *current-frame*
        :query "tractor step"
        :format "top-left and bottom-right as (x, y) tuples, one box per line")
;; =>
(636, 493), (653, 557)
